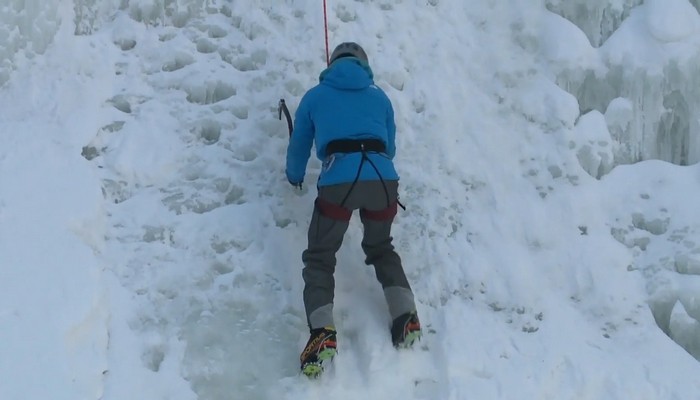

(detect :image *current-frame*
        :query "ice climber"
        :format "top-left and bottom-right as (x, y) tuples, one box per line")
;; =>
(285, 42), (422, 377)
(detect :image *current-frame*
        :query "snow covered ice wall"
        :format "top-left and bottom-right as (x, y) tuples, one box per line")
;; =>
(3, 0), (698, 166)
(546, 0), (700, 168)
(543, 0), (700, 363)
(1, 1), (111, 399)
(0, 0), (63, 84)
(0, 0), (229, 85)
(3, 0), (700, 398)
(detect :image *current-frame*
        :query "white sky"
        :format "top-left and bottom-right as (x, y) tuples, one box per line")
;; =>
(1, 1), (700, 399)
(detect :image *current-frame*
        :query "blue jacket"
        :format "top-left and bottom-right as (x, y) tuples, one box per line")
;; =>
(285, 58), (399, 187)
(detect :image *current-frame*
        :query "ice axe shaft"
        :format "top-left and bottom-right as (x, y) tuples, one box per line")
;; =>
(278, 99), (293, 137)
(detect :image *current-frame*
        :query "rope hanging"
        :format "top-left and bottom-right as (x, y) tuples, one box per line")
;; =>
(323, 0), (330, 65)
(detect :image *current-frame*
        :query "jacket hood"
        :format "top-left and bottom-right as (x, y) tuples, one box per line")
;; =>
(319, 58), (374, 90)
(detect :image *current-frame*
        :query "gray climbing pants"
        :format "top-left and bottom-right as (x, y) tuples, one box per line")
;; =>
(302, 180), (416, 330)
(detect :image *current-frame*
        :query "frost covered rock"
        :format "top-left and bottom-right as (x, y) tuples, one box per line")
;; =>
(646, 0), (699, 42)
(545, 0), (642, 47)
(670, 301), (700, 360)
(604, 97), (637, 165)
(539, 11), (600, 71)
(604, 97), (633, 138)
(573, 111), (614, 178)
(675, 254), (700, 275)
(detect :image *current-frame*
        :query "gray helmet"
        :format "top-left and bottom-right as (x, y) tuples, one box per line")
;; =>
(329, 42), (368, 64)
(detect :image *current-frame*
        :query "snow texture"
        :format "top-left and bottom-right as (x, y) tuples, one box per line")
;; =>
(1, 1), (700, 399)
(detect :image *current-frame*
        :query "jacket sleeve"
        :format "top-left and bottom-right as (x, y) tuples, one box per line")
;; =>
(386, 99), (397, 159)
(285, 94), (315, 183)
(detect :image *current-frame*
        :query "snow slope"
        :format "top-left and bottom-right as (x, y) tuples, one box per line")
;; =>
(1, 1), (699, 399)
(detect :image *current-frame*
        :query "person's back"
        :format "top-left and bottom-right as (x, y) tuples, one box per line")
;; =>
(285, 42), (421, 378)
(286, 48), (398, 187)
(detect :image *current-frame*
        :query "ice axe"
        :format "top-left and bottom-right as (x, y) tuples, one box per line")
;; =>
(278, 99), (293, 137)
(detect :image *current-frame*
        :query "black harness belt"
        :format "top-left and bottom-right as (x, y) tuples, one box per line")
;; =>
(316, 138), (399, 222)
(325, 139), (386, 157)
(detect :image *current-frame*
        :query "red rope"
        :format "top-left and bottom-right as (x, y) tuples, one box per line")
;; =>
(323, 0), (330, 66)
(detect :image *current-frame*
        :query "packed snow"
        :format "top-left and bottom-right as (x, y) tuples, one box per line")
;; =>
(1, 1), (700, 399)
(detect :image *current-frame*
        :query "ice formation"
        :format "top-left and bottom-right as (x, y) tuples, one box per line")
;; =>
(547, 0), (700, 168)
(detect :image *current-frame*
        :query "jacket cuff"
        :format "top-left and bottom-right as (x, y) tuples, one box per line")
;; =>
(286, 169), (304, 183)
